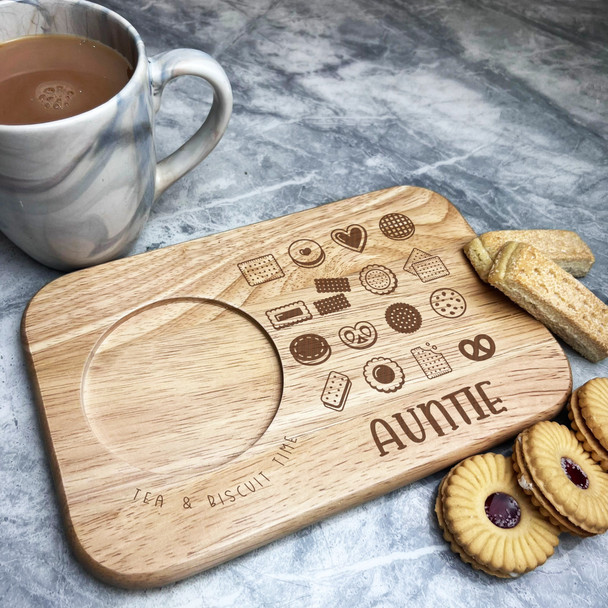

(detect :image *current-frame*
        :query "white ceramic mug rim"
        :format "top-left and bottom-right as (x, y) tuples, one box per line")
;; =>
(0, 0), (148, 132)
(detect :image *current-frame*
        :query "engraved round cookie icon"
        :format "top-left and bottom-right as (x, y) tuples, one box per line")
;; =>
(359, 264), (397, 295)
(379, 213), (415, 240)
(363, 357), (405, 393)
(289, 334), (331, 366)
(430, 288), (467, 318)
(385, 302), (422, 334)
(288, 239), (325, 268)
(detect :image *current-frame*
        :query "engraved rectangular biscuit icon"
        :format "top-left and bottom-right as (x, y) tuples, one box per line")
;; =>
(314, 277), (351, 293)
(321, 371), (351, 411)
(411, 346), (452, 379)
(412, 256), (450, 282)
(266, 301), (312, 329)
(313, 293), (351, 316)
(238, 254), (284, 286)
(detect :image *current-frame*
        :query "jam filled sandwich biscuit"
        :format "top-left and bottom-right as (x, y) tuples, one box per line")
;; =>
(464, 229), (594, 282)
(512, 421), (608, 536)
(568, 378), (608, 471)
(434, 474), (503, 578)
(512, 428), (591, 537)
(436, 453), (560, 578)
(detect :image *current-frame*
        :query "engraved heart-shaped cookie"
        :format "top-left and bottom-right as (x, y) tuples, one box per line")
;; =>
(331, 224), (367, 253)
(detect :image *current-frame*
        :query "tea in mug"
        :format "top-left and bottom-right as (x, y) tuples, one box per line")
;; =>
(0, 34), (133, 125)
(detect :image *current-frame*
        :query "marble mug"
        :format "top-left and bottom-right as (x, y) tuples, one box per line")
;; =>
(0, 0), (233, 270)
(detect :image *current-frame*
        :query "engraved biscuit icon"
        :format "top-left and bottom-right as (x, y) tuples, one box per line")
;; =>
(238, 254), (284, 286)
(331, 224), (367, 253)
(379, 213), (415, 240)
(266, 301), (312, 329)
(363, 357), (405, 393)
(313, 293), (351, 316)
(458, 334), (496, 361)
(412, 256), (449, 283)
(404, 248), (431, 275)
(290, 334), (331, 366)
(314, 277), (351, 293)
(321, 371), (351, 411)
(359, 264), (397, 295)
(385, 302), (422, 334)
(430, 288), (467, 318)
(339, 321), (377, 349)
(289, 239), (325, 268)
(411, 343), (452, 379)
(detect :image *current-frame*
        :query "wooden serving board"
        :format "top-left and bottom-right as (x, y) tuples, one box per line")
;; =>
(22, 186), (571, 588)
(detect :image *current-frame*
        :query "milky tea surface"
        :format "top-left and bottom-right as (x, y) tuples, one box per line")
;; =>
(0, 34), (133, 125)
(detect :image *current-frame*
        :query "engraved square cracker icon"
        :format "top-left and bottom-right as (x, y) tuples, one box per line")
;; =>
(238, 254), (284, 286)
(412, 256), (449, 283)
(403, 248), (450, 283)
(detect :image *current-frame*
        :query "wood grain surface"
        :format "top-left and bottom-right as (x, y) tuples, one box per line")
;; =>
(21, 186), (572, 588)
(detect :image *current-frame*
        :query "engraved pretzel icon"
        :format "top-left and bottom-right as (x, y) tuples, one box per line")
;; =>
(458, 334), (496, 361)
(338, 321), (378, 349)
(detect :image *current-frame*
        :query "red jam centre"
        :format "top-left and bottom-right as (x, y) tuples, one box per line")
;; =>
(484, 492), (521, 529)
(561, 457), (589, 489)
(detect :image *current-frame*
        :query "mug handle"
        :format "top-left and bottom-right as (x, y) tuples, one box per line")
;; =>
(148, 49), (233, 199)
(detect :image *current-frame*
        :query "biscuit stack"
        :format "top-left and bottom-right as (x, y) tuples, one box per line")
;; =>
(435, 453), (560, 578)
(512, 420), (608, 537)
(464, 229), (607, 363)
(437, 229), (608, 576)
(436, 378), (608, 577)
(568, 378), (608, 471)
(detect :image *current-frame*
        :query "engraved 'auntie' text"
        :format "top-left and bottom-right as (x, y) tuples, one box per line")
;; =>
(370, 380), (505, 457)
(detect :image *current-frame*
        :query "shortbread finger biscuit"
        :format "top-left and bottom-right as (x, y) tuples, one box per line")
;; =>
(512, 432), (592, 537)
(568, 387), (608, 471)
(464, 230), (594, 281)
(487, 242), (608, 362)
(441, 453), (559, 576)
(577, 378), (608, 453)
(522, 421), (608, 535)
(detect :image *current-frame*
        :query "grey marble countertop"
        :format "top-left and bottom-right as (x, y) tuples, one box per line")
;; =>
(2, 0), (607, 606)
